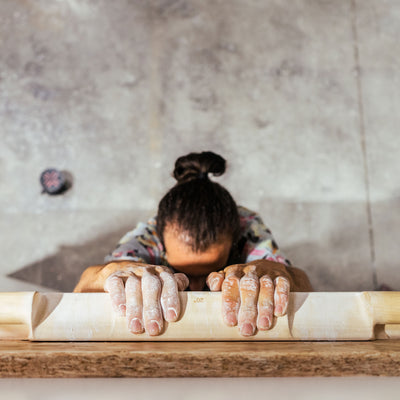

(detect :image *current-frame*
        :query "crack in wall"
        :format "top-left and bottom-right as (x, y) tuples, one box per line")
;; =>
(350, 0), (378, 290)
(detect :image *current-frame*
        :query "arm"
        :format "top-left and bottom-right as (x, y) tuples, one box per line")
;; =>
(73, 265), (104, 292)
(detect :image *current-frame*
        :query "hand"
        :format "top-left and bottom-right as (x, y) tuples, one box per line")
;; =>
(104, 264), (189, 336)
(206, 259), (293, 337)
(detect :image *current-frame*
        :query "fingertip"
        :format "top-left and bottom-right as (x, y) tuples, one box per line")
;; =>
(274, 303), (288, 317)
(129, 318), (144, 334)
(223, 311), (238, 327)
(147, 320), (162, 336)
(257, 316), (272, 330)
(239, 322), (255, 337)
(166, 307), (178, 322)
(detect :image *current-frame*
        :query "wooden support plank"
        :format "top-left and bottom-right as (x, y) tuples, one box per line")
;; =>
(1, 340), (400, 377)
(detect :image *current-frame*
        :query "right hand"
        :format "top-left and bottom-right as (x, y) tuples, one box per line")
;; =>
(104, 264), (189, 336)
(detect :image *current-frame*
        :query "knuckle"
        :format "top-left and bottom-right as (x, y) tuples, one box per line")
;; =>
(240, 276), (259, 292)
(126, 305), (142, 316)
(260, 275), (274, 287)
(278, 285), (290, 295)
(244, 264), (257, 274)
(143, 275), (162, 291)
(111, 293), (125, 301)
(144, 307), (162, 320)
(238, 311), (257, 323)
(156, 266), (172, 274)
(223, 265), (235, 273)
(275, 276), (290, 285)
(274, 287), (289, 298)
(105, 278), (123, 293)
(224, 297), (239, 307)
(162, 284), (178, 298)
(126, 275), (140, 288)
(161, 293), (178, 306)
(223, 276), (240, 288)
(239, 305), (257, 314)
(162, 274), (178, 288)
(258, 298), (274, 308)
(223, 300), (239, 314)
(224, 264), (244, 276)
(159, 270), (174, 280)
(105, 274), (120, 284)
(111, 295), (126, 307)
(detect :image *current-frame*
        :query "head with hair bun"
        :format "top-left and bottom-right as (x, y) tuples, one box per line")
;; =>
(173, 151), (226, 184)
(157, 151), (240, 275)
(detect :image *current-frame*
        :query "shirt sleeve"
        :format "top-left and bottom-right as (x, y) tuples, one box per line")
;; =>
(104, 217), (167, 266)
(238, 206), (291, 266)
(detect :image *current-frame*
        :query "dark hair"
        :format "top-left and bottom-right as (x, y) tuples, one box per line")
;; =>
(157, 151), (240, 252)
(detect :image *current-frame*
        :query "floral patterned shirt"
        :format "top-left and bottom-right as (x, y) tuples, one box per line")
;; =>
(105, 206), (290, 267)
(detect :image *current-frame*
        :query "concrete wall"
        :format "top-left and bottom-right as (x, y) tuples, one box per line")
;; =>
(1, 0), (399, 292)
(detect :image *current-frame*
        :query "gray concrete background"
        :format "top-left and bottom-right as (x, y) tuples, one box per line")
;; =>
(0, 0), (399, 292)
(2, 377), (400, 400)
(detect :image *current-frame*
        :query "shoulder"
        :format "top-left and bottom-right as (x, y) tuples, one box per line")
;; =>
(105, 215), (166, 265)
(237, 206), (271, 233)
(237, 205), (258, 217)
(237, 205), (265, 222)
(117, 216), (158, 245)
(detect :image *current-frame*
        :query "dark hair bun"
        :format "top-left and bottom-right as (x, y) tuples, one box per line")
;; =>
(173, 151), (226, 184)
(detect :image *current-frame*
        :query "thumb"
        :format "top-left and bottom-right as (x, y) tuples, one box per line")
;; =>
(174, 273), (189, 291)
(206, 272), (225, 291)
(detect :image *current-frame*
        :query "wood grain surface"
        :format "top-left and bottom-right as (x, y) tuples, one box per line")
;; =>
(1, 340), (400, 377)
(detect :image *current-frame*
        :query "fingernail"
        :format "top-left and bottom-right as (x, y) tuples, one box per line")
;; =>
(240, 323), (255, 336)
(118, 304), (126, 317)
(147, 320), (161, 336)
(275, 305), (283, 316)
(129, 318), (143, 333)
(166, 308), (177, 321)
(224, 312), (237, 327)
(258, 316), (271, 330)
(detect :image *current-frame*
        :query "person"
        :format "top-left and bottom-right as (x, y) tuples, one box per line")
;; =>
(74, 151), (312, 337)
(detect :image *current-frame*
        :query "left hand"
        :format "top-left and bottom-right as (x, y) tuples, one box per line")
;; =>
(206, 259), (293, 336)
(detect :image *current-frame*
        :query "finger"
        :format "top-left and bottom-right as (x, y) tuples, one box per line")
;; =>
(238, 272), (259, 336)
(125, 275), (144, 334)
(174, 273), (189, 291)
(257, 275), (274, 330)
(142, 270), (163, 336)
(206, 272), (224, 291)
(104, 274), (126, 317)
(274, 276), (290, 317)
(160, 270), (180, 322)
(221, 269), (242, 327)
